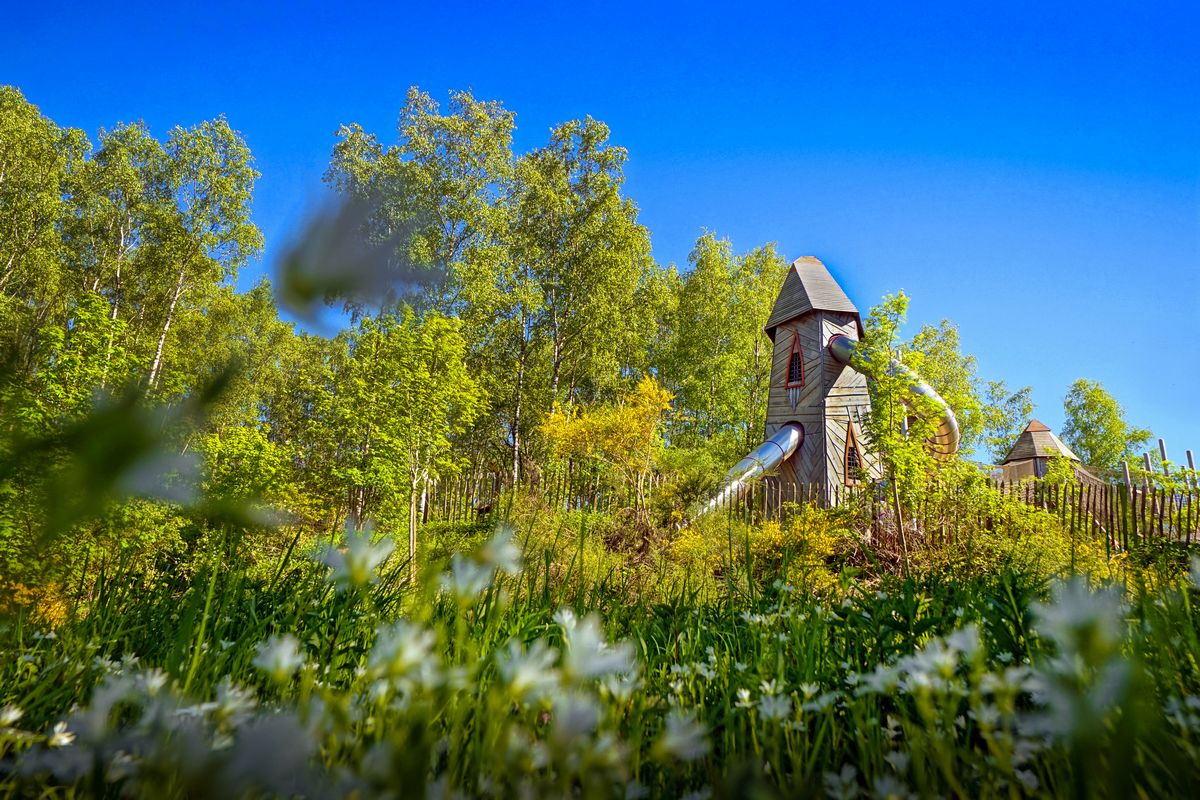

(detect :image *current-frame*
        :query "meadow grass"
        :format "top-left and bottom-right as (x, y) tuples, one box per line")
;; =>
(3, 506), (1200, 798)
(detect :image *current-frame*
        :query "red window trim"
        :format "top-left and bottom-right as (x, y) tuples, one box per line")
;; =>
(844, 419), (863, 486)
(784, 332), (805, 388)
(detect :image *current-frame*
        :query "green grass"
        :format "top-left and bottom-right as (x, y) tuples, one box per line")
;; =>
(3, 512), (1200, 798)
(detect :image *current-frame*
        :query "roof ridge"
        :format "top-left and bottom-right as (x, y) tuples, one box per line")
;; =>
(764, 256), (862, 340)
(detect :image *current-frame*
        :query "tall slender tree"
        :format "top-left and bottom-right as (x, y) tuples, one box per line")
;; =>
(146, 118), (262, 390)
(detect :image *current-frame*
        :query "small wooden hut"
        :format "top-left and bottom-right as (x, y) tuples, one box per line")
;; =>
(999, 419), (1095, 482)
(763, 257), (880, 502)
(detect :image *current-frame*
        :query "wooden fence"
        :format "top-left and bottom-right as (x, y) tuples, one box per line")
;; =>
(991, 478), (1198, 551)
(422, 465), (1199, 552)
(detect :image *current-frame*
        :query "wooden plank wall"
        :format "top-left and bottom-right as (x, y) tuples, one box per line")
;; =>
(819, 313), (874, 501)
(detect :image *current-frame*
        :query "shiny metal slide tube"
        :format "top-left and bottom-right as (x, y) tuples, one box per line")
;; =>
(684, 423), (804, 525)
(827, 334), (959, 459)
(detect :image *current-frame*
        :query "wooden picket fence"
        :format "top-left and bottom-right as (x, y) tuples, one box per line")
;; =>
(422, 469), (670, 524)
(990, 478), (1198, 550)
(422, 462), (1199, 553)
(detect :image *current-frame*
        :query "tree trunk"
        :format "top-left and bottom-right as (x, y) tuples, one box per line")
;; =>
(100, 261), (123, 390)
(408, 483), (419, 582)
(550, 338), (563, 406)
(148, 260), (188, 388)
(511, 318), (529, 485)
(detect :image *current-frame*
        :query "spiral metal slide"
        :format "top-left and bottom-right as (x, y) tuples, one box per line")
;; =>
(826, 334), (960, 460)
(685, 335), (959, 524)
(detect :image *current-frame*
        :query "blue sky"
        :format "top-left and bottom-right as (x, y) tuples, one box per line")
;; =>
(5, 1), (1199, 458)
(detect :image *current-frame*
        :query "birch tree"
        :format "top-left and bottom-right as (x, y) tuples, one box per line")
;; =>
(146, 118), (262, 390)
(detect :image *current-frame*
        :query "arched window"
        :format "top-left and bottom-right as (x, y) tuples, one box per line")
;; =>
(784, 333), (804, 388)
(844, 419), (863, 485)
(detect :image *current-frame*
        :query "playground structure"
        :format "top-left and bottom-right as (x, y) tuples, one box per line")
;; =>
(687, 257), (960, 523)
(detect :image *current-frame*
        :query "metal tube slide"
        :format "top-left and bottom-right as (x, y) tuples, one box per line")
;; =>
(684, 424), (804, 524)
(827, 334), (959, 459)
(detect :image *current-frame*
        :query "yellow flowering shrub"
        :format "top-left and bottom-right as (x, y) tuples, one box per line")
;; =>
(0, 581), (68, 627)
(665, 505), (849, 595)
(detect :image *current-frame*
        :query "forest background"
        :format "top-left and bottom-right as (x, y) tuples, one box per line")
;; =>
(0, 84), (1160, 595)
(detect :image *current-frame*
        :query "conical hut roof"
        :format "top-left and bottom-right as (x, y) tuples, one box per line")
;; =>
(765, 256), (864, 341)
(1001, 419), (1081, 464)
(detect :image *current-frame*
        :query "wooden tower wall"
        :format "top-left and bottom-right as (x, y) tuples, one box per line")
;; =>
(764, 310), (876, 503)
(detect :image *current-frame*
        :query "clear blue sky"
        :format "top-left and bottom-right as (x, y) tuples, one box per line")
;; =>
(5, 1), (1199, 458)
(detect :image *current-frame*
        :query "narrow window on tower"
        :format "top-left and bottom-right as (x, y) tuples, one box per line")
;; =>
(844, 419), (863, 485)
(785, 332), (804, 410)
(785, 333), (805, 388)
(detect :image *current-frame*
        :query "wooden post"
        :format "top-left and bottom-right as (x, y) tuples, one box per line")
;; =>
(1158, 486), (1166, 541)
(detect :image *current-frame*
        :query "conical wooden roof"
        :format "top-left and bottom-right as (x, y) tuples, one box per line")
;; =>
(765, 256), (863, 341)
(1001, 419), (1081, 463)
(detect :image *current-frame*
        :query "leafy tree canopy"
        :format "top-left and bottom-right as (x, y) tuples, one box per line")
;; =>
(1061, 378), (1151, 471)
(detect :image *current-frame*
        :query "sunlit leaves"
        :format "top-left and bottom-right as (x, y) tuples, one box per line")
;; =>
(1061, 378), (1152, 471)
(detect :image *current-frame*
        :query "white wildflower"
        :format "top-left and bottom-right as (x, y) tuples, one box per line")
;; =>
(883, 751), (909, 773)
(552, 691), (600, 741)
(253, 634), (304, 684)
(736, 688), (754, 709)
(496, 639), (559, 699)
(1015, 768), (1039, 792)
(368, 620), (436, 682)
(945, 624), (981, 660)
(872, 774), (915, 800)
(601, 669), (642, 702)
(823, 764), (859, 799)
(559, 612), (635, 680)
(214, 676), (257, 725)
(0, 705), (22, 726)
(625, 781), (650, 799)
(480, 524), (522, 574)
(760, 678), (781, 695)
(554, 607), (578, 631)
(316, 524), (394, 590)
(1032, 578), (1125, 665)
(441, 554), (493, 598)
(803, 692), (839, 712)
(107, 751), (136, 782)
(47, 721), (75, 748)
(656, 710), (710, 761)
(139, 668), (168, 696)
(858, 665), (899, 695)
(758, 694), (793, 721)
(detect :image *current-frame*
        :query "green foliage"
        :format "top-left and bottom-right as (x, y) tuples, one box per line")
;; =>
(1061, 378), (1152, 471)
(541, 377), (672, 503)
(902, 319), (1035, 463)
(326, 90), (662, 483)
(660, 233), (786, 460)
(7, 82), (1196, 797)
(980, 380), (1035, 463)
(5, 509), (1200, 797)
(855, 292), (939, 512)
